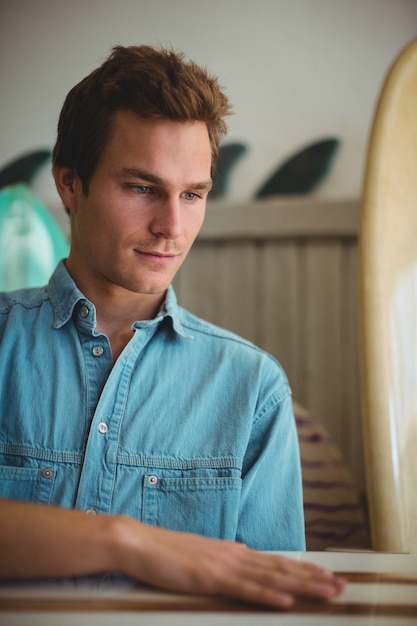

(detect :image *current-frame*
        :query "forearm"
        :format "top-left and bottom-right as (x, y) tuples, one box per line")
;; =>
(0, 499), (121, 580)
(0, 499), (346, 609)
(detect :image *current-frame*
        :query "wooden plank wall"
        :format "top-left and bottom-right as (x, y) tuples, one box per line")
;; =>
(173, 198), (365, 493)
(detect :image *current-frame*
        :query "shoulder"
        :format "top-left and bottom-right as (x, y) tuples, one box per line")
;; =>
(179, 305), (265, 351)
(0, 286), (49, 315)
(177, 306), (290, 391)
(0, 287), (49, 328)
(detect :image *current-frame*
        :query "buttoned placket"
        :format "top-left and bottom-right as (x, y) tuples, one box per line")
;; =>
(74, 320), (159, 514)
(74, 303), (111, 422)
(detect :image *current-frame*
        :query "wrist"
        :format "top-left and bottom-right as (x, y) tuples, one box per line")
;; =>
(104, 514), (146, 578)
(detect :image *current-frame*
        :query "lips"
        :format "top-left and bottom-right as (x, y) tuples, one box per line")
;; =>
(135, 249), (177, 257)
(134, 248), (180, 264)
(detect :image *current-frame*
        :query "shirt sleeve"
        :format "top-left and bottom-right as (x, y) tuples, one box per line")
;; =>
(237, 377), (306, 551)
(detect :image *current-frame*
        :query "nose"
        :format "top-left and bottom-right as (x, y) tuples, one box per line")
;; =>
(150, 196), (182, 240)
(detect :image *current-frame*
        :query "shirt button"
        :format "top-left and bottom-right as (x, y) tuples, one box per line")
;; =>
(92, 345), (104, 357)
(80, 305), (89, 318)
(98, 421), (108, 434)
(86, 508), (96, 515)
(148, 475), (158, 485)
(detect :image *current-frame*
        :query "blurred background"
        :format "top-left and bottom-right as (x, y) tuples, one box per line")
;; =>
(1, 0), (416, 209)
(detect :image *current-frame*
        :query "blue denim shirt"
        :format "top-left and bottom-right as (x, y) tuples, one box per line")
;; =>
(0, 262), (305, 551)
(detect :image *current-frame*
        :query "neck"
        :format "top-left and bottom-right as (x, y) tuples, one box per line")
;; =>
(95, 291), (165, 362)
(65, 262), (165, 360)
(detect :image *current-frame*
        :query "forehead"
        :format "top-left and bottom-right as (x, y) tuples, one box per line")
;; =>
(109, 110), (210, 152)
(99, 110), (212, 178)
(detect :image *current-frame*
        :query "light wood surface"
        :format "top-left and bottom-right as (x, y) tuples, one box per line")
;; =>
(1, 552), (416, 624)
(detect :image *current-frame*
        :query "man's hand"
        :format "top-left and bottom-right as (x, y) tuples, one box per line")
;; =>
(112, 517), (346, 609)
(0, 500), (345, 609)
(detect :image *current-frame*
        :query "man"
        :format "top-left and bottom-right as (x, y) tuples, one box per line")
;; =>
(0, 45), (345, 608)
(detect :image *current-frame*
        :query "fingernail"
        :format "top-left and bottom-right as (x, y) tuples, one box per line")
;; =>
(276, 592), (294, 607)
(313, 583), (339, 597)
(317, 567), (335, 577)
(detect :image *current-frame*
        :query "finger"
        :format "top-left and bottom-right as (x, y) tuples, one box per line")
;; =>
(247, 550), (338, 579)
(215, 571), (341, 609)
(217, 576), (296, 609)
(261, 564), (347, 600)
(238, 550), (345, 587)
(217, 552), (346, 604)
(221, 570), (344, 608)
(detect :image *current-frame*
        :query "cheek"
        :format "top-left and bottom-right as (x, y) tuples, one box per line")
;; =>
(99, 204), (133, 236)
(186, 209), (206, 241)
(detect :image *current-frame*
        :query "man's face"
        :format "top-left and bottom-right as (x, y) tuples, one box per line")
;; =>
(62, 110), (212, 299)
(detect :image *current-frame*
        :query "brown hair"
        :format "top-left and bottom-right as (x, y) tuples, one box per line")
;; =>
(52, 45), (232, 193)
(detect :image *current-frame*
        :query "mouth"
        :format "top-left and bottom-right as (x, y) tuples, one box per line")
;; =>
(134, 249), (179, 264)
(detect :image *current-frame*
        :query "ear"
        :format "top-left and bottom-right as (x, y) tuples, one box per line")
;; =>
(52, 164), (80, 214)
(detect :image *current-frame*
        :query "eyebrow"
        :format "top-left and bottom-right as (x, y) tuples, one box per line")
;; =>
(119, 167), (212, 191)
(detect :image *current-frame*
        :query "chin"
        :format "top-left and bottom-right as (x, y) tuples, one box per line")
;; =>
(127, 280), (169, 296)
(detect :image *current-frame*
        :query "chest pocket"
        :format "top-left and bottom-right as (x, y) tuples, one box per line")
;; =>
(141, 471), (242, 540)
(0, 464), (56, 504)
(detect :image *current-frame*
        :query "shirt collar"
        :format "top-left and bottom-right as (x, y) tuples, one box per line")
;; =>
(47, 260), (192, 338)
(48, 261), (86, 328)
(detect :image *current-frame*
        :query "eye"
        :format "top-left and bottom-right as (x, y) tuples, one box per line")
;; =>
(131, 185), (151, 195)
(183, 192), (199, 201)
